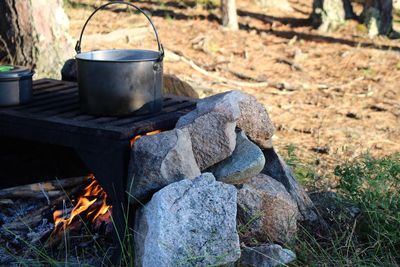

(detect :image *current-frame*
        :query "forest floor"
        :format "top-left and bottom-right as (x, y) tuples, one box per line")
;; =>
(65, 0), (400, 190)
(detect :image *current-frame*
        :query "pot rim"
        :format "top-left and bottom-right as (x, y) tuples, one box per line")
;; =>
(0, 65), (34, 80)
(75, 49), (163, 63)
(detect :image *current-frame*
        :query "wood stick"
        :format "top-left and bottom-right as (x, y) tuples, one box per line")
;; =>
(0, 190), (64, 200)
(276, 57), (303, 71)
(0, 176), (88, 199)
(223, 67), (268, 82)
(0, 199), (13, 205)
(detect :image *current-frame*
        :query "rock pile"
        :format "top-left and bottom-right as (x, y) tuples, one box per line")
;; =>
(128, 90), (318, 266)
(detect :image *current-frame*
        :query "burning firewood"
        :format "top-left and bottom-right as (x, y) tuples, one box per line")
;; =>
(0, 176), (88, 199)
(1, 181), (88, 232)
(47, 176), (113, 248)
(0, 175), (113, 257)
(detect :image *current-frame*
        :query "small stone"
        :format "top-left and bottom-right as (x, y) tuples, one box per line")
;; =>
(127, 128), (200, 203)
(262, 148), (318, 222)
(240, 244), (296, 267)
(134, 173), (241, 267)
(61, 58), (77, 82)
(177, 111), (237, 170)
(237, 174), (300, 244)
(346, 111), (361, 120)
(208, 130), (265, 184)
(177, 90), (275, 150)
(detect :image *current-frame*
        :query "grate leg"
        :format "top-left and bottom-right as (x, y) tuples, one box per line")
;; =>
(77, 142), (130, 264)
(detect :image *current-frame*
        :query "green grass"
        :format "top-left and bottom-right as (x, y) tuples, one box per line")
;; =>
(291, 153), (400, 266)
(2, 148), (399, 266)
(284, 144), (323, 189)
(2, 207), (136, 266)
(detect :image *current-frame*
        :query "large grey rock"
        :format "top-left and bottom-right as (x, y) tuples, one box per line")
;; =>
(237, 174), (300, 244)
(262, 148), (318, 222)
(134, 173), (241, 267)
(177, 111), (237, 170)
(208, 130), (265, 184)
(177, 90), (275, 150)
(127, 128), (200, 203)
(240, 244), (296, 267)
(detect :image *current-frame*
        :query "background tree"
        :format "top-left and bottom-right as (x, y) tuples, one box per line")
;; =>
(311, 0), (356, 32)
(0, 0), (72, 78)
(221, 0), (239, 30)
(311, 0), (396, 37)
(361, 0), (394, 36)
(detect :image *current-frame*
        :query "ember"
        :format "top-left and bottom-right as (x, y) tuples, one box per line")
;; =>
(53, 175), (111, 231)
(130, 130), (162, 147)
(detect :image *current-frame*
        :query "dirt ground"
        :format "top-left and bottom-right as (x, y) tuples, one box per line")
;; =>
(65, 0), (400, 188)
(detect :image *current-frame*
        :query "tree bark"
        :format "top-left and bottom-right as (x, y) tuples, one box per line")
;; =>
(362, 0), (394, 36)
(311, 0), (349, 32)
(221, 0), (239, 31)
(312, 0), (395, 36)
(0, 0), (72, 78)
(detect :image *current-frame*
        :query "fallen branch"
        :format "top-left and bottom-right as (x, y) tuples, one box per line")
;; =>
(203, 60), (230, 71)
(166, 48), (301, 91)
(166, 48), (269, 88)
(223, 67), (268, 82)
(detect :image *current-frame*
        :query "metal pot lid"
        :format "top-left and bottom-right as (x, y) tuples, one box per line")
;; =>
(0, 65), (33, 79)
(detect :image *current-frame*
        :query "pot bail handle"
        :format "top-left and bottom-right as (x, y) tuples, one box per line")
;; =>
(75, 1), (164, 61)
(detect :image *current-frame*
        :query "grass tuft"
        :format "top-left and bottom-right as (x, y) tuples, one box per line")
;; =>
(292, 153), (400, 266)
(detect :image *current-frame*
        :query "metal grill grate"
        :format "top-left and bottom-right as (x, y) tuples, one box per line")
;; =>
(0, 79), (197, 140)
(0, 78), (198, 258)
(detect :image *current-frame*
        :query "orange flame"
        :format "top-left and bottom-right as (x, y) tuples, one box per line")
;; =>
(130, 130), (162, 147)
(53, 174), (112, 227)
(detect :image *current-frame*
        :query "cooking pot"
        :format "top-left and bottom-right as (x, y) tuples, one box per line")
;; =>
(75, 1), (164, 116)
(0, 65), (33, 107)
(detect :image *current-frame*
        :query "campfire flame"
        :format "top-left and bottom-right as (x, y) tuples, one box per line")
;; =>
(52, 130), (161, 234)
(130, 130), (162, 147)
(53, 174), (111, 227)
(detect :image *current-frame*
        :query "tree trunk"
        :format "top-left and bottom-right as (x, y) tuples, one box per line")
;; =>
(311, 0), (349, 32)
(361, 0), (394, 36)
(0, 0), (72, 78)
(343, 0), (356, 19)
(312, 0), (395, 36)
(221, 0), (239, 31)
